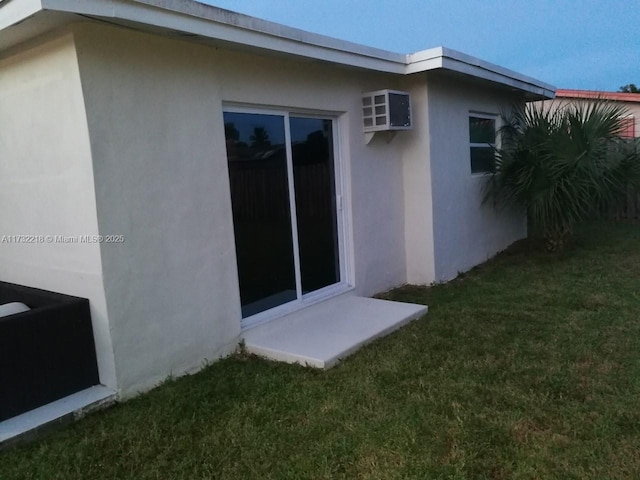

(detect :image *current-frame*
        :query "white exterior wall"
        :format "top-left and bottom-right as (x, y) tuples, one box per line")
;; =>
(426, 74), (527, 282)
(398, 74), (436, 284)
(0, 33), (117, 389)
(0, 22), (533, 397)
(73, 24), (409, 395)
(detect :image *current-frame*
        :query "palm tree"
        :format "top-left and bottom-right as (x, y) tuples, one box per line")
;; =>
(484, 100), (640, 251)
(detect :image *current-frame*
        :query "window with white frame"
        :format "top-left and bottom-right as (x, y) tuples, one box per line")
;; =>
(620, 116), (636, 138)
(469, 114), (497, 174)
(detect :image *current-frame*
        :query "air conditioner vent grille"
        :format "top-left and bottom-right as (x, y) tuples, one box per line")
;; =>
(362, 89), (412, 132)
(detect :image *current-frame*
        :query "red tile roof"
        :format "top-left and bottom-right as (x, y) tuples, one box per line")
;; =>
(556, 89), (640, 103)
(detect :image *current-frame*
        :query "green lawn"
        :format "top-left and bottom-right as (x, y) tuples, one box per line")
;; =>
(2, 223), (640, 479)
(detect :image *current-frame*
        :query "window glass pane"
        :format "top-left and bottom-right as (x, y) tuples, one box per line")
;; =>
(469, 116), (496, 143)
(290, 117), (340, 294)
(470, 146), (495, 174)
(224, 112), (296, 317)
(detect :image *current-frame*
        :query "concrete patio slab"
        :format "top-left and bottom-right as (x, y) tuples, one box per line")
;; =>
(242, 294), (428, 368)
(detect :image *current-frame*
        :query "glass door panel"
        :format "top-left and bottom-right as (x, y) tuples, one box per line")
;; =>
(224, 112), (296, 317)
(290, 117), (340, 294)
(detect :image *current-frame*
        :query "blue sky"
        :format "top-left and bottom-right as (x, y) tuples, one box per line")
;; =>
(200, 0), (639, 92)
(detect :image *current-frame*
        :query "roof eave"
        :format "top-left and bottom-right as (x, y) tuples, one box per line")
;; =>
(37, 0), (408, 73)
(0, 0), (43, 32)
(1, 0), (555, 98)
(406, 47), (555, 100)
(555, 89), (640, 103)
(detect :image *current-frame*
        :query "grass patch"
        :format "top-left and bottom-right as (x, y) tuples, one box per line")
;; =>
(2, 223), (640, 479)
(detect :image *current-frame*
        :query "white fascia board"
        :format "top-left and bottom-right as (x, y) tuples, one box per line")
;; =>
(9, 0), (554, 97)
(407, 47), (555, 98)
(0, 0), (43, 31)
(39, 0), (408, 74)
(404, 46), (444, 73)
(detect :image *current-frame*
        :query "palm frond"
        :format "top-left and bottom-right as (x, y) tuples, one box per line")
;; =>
(484, 99), (640, 249)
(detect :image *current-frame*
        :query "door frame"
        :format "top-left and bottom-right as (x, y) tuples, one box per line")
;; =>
(223, 103), (354, 329)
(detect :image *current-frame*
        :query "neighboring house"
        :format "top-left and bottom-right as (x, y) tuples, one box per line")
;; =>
(541, 89), (640, 224)
(0, 0), (554, 413)
(545, 89), (640, 137)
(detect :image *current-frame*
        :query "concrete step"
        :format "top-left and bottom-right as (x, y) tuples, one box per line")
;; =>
(242, 295), (428, 368)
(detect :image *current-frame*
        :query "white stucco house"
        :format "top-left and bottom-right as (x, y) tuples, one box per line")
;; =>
(0, 0), (555, 432)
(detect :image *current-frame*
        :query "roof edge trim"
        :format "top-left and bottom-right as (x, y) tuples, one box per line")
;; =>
(8, 0), (555, 98)
(556, 89), (640, 103)
(0, 0), (42, 32)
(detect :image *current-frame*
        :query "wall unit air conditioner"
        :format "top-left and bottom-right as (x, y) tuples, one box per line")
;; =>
(362, 89), (412, 135)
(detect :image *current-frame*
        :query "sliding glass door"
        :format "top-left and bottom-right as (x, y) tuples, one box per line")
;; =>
(224, 110), (342, 320)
